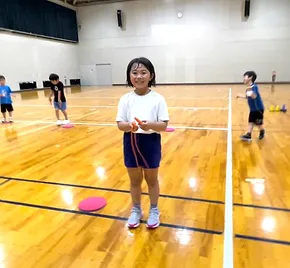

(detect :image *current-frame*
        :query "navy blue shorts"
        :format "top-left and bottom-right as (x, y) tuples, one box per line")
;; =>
(123, 132), (161, 169)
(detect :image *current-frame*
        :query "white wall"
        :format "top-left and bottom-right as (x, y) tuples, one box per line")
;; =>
(77, 0), (290, 84)
(0, 32), (79, 90)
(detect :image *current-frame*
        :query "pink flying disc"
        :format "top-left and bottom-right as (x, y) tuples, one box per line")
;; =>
(165, 127), (175, 132)
(78, 197), (107, 212)
(62, 124), (74, 128)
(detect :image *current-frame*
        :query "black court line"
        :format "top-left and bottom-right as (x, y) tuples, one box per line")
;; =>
(0, 179), (10, 187)
(236, 234), (290, 246)
(0, 199), (222, 235)
(0, 176), (224, 205)
(234, 203), (290, 213)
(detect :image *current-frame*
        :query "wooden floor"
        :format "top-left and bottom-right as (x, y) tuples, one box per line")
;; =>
(0, 84), (290, 267)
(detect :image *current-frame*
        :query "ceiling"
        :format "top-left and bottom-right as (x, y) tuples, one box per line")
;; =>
(60, 0), (137, 7)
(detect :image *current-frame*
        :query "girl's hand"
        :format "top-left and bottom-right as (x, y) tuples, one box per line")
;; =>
(139, 121), (151, 131)
(130, 122), (138, 132)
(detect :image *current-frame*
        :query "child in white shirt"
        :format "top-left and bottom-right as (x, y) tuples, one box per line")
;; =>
(116, 57), (169, 229)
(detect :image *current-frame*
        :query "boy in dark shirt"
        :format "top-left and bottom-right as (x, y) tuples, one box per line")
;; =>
(48, 73), (69, 126)
(237, 71), (265, 141)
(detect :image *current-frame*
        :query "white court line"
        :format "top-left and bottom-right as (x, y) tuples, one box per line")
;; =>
(15, 104), (228, 110)
(75, 110), (99, 120)
(13, 120), (227, 131)
(67, 96), (228, 100)
(223, 88), (233, 268)
(17, 124), (53, 137)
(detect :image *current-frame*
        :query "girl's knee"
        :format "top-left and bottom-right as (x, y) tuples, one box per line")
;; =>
(130, 179), (142, 187)
(146, 178), (159, 188)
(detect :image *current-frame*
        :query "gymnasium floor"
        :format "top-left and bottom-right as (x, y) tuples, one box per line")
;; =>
(0, 84), (290, 268)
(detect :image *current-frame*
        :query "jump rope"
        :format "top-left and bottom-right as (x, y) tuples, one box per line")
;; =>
(130, 117), (150, 169)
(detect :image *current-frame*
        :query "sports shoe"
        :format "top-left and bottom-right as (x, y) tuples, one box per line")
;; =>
(240, 133), (252, 142)
(9, 118), (13, 123)
(127, 206), (142, 228)
(56, 120), (62, 126)
(1, 119), (6, 123)
(146, 207), (160, 229)
(259, 130), (265, 140)
(63, 120), (70, 125)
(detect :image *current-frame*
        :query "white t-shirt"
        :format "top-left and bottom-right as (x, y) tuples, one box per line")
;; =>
(116, 90), (169, 134)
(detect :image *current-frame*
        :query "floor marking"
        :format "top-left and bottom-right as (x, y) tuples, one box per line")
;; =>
(0, 199), (223, 235)
(67, 96), (229, 100)
(0, 176), (224, 205)
(14, 104), (228, 110)
(13, 120), (228, 131)
(75, 110), (99, 120)
(183, 107), (228, 110)
(223, 88), (233, 268)
(234, 203), (290, 213)
(235, 234), (290, 246)
(17, 124), (53, 137)
(0, 179), (10, 187)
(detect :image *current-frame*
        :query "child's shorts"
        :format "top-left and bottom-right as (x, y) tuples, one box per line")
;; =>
(123, 132), (161, 169)
(1, 104), (13, 113)
(249, 110), (264, 125)
(54, 101), (67, 111)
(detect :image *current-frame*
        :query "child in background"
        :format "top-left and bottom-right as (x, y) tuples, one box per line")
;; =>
(116, 57), (169, 229)
(0, 75), (14, 123)
(237, 71), (265, 141)
(48, 73), (70, 126)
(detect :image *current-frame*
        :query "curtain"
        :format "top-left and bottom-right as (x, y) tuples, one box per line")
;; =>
(0, 0), (78, 42)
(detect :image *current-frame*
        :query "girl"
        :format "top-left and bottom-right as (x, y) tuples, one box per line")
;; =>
(116, 57), (169, 229)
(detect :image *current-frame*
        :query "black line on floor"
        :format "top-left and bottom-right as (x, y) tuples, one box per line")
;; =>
(0, 176), (224, 205)
(236, 234), (290, 246)
(0, 199), (223, 235)
(0, 179), (11, 187)
(234, 203), (290, 213)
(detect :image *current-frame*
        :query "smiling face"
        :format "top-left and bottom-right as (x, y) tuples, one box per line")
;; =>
(129, 63), (154, 92)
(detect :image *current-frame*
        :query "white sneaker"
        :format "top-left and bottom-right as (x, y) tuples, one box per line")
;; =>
(127, 206), (142, 228)
(2, 119), (6, 123)
(63, 120), (70, 125)
(56, 120), (62, 126)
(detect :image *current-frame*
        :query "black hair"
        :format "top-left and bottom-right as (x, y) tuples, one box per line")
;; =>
(0, 75), (5, 80)
(49, 73), (59, 81)
(244, 71), (257, 82)
(126, 57), (156, 87)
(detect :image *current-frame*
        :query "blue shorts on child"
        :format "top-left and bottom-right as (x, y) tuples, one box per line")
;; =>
(54, 101), (67, 111)
(123, 132), (161, 169)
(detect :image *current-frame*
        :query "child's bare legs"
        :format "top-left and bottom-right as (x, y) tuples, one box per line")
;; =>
(62, 110), (68, 121)
(127, 167), (143, 228)
(2, 112), (6, 121)
(247, 123), (254, 134)
(144, 168), (160, 206)
(128, 167), (143, 205)
(8, 111), (13, 122)
(241, 123), (254, 141)
(55, 109), (60, 120)
(257, 124), (265, 140)
(257, 124), (264, 131)
(144, 168), (160, 228)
